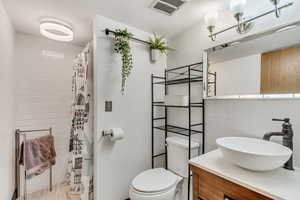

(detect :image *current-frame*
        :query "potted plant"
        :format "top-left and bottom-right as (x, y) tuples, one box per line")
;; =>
(148, 34), (172, 62)
(113, 29), (133, 94)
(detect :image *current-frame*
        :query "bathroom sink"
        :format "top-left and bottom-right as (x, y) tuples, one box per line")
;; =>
(216, 137), (292, 171)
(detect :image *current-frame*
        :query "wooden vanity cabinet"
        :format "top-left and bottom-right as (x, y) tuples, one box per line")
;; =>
(191, 165), (273, 200)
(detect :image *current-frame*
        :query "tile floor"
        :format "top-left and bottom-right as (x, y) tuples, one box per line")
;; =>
(18, 183), (80, 200)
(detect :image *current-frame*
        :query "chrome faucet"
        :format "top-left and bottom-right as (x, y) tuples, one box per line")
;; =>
(263, 118), (294, 170)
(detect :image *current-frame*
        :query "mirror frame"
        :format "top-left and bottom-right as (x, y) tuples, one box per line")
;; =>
(203, 20), (300, 100)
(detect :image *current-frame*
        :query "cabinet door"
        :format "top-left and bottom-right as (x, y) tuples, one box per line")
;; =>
(191, 166), (273, 200)
(261, 45), (300, 94)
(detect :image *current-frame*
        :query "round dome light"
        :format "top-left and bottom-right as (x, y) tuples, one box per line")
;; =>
(40, 19), (73, 42)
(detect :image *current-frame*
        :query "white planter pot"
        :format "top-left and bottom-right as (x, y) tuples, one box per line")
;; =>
(150, 49), (161, 62)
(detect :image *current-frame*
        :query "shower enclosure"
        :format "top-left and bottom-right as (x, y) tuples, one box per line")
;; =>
(12, 33), (93, 200)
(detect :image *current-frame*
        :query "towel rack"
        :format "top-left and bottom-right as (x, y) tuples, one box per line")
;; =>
(13, 128), (53, 200)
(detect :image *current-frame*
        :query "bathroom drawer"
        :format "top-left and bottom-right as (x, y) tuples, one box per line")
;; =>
(191, 166), (273, 200)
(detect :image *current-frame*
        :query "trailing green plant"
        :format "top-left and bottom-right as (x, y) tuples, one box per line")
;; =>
(148, 33), (171, 54)
(113, 29), (134, 94)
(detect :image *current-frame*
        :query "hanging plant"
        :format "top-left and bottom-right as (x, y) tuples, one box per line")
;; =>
(148, 33), (173, 62)
(113, 29), (133, 94)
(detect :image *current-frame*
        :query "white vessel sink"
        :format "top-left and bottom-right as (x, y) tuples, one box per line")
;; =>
(216, 137), (292, 171)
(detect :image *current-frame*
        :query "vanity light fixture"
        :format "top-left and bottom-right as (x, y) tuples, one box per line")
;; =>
(205, 0), (294, 41)
(40, 19), (74, 42)
(204, 11), (219, 41)
(230, 0), (254, 34)
(270, 0), (281, 18)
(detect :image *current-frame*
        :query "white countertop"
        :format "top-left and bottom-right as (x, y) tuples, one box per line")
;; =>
(189, 150), (300, 200)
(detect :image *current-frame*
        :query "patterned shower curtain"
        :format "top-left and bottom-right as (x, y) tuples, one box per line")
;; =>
(67, 43), (93, 200)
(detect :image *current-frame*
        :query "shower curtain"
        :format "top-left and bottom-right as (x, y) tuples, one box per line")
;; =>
(67, 43), (93, 200)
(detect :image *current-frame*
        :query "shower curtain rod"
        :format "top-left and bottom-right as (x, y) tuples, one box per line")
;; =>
(105, 28), (151, 45)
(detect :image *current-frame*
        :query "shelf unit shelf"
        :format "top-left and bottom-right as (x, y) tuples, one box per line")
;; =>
(153, 76), (203, 85)
(154, 125), (203, 137)
(151, 62), (216, 200)
(153, 102), (204, 108)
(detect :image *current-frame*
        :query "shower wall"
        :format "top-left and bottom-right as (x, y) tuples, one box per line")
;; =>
(14, 33), (82, 193)
(93, 15), (166, 200)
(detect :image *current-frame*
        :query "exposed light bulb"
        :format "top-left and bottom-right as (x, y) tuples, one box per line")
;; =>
(204, 11), (219, 41)
(204, 12), (219, 27)
(230, 0), (247, 14)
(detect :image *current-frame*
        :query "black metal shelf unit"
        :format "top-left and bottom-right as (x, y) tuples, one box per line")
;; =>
(151, 62), (216, 200)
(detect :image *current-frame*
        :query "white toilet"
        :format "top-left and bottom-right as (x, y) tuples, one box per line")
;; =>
(129, 136), (200, 200)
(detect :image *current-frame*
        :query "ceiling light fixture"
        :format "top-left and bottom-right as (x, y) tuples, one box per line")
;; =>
(204, 1), (294, 41)
(40, 19), (74, 42)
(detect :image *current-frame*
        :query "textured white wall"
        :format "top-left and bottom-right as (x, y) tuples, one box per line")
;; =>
(93, 15), (166, 200)
(211, 54), (261, 96)
(0, 1), (15, 199)
(14, 33), (82, 193)
(167, 0), (300, 167)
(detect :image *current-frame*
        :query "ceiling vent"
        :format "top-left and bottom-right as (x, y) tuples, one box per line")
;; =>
(151, 0), (188, 15)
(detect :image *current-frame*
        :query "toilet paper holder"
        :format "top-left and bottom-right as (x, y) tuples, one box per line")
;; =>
(102, 129), (113, 137)
(101, 128), (125, 141)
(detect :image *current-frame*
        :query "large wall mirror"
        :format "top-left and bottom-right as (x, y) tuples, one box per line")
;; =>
(203, 21), (300, 99)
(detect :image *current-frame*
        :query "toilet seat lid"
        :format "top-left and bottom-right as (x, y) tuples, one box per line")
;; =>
(132, 168), (178, 193)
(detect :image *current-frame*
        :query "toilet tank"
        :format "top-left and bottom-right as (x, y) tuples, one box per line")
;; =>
(166, 136), (200, 178)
